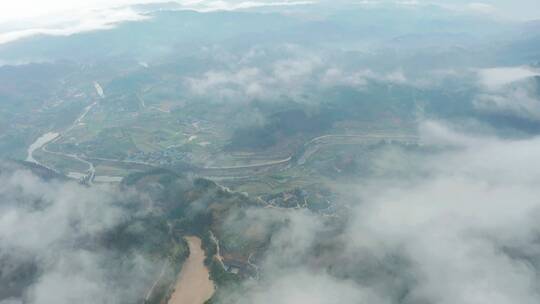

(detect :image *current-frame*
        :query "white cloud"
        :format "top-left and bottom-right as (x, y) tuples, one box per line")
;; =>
(245, 271), (384, 304)
(185, 67), (270, 100)
(187, 0), (315, 12)
(351, 1), (540, 20)
(217, 121), (540, 304)
(474, 86), (540, 121)
(474, 66), (540, 121)
(0, 165), (161, 304)
(348, 122), (540, 304)
(185, 49), (419, 102)
(478, 67), (540, 90)
(321, 67), (411, 88)
(0, 7), (148, 45)
(466, 2), (497, 14)
(321, 68), (369, 87)
(0, 0), (315, 45)
(184, 55), (322, 101)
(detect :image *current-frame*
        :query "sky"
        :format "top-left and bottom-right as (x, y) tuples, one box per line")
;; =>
(0, 0), (311, 23)
(439, 0), (540, 20)
(1, 0), (539, 24)
(0, 0), (133, 22)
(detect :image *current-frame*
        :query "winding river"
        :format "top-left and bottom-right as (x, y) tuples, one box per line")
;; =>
(168, 236), (215, 304)
(26, 132), (59, 164)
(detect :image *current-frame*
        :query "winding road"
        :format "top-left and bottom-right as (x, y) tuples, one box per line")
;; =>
(30, 128), (420, 182)
(27, 80), (420, 181)
(196, 133), (420, 178)
(26, 82), (103, 183)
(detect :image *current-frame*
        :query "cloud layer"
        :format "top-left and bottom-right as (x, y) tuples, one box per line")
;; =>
(0, 0), (314, 45)
(216, 121), (540, 304)
(0, 166), (161, 304)
(474, 67), (540, 121)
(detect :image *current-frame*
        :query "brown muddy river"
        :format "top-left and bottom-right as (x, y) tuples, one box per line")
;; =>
(168, 236), (215, 304)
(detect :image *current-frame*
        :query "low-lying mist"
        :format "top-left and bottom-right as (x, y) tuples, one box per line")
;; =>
(0, 165), (165, 304)
(215, 121), (540, 304)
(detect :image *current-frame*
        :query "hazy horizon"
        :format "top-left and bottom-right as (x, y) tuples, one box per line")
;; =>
(1, 0), (540, 46)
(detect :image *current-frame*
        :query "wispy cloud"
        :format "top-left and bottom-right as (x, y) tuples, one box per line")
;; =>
(216, 121), (540, 304)
(0, 164), (163, 303)
(474, 66), (540, 121)
(478, 67), (540, 90)
(184, 0), (315, 12)
(0, 0), (315, 45)
(0, 7), (148, 45)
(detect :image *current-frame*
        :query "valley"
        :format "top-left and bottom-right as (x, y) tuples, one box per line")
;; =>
(2, 3), (540, 304)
